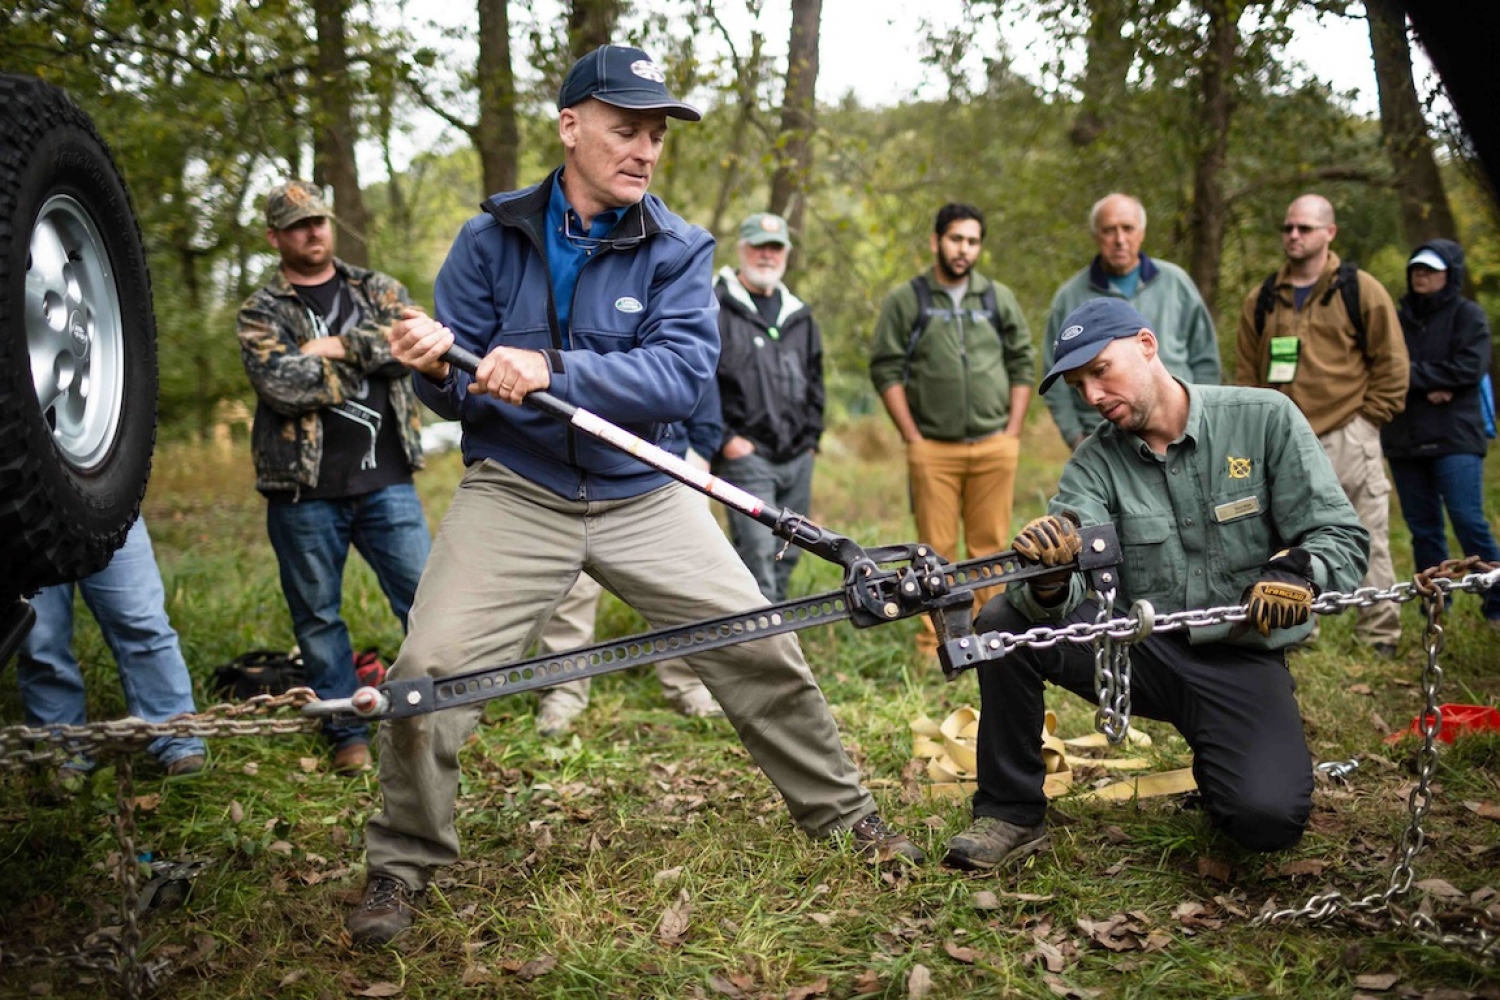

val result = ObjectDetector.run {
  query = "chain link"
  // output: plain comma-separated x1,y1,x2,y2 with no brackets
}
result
0,688,321,773
1252,561,1499,962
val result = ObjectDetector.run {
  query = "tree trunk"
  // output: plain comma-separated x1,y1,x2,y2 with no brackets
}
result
1071,0,1134,146
769,0,822,242
311,0,369,267
568,0,624,58
1185,0,1235,314
1367,0,1458,245
476,0,519,195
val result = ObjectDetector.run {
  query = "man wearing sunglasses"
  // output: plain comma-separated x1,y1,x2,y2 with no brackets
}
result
1234,194,1408,659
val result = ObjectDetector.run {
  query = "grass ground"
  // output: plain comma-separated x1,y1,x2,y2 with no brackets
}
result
1,412,1498,999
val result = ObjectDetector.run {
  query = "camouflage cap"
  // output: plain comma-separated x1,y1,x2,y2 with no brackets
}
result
265,180,334,230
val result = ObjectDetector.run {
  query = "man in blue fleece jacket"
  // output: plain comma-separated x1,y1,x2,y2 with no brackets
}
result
347,44,920,948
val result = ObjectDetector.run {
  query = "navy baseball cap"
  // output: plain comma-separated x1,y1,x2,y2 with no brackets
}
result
1040,298,1152,393
557,45,702,121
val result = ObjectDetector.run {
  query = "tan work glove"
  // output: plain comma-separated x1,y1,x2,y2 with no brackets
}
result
1242,547,1318,636
1013,512,1082,603
1013,512,1082,567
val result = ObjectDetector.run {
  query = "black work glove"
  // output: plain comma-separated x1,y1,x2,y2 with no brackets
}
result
1242,547,1319,637
1013,512,1081,603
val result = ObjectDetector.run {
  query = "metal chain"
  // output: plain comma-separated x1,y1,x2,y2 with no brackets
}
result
1092,588,1135,744
1253,562,1499,962
0,688,321,773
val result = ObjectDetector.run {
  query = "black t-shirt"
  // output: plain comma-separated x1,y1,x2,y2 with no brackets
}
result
291,276,410,500
751,288,783,335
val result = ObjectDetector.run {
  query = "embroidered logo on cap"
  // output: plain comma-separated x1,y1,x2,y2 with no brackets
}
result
614,296,644,313
1060,324,1084,342
630,60,666,83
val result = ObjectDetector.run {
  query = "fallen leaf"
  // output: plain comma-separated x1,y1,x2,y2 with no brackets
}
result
971,891,1002,910
784,976,829,1000
944,941,979,964
354,984,402,998
657,889,692,945
1278,859,1328,878
1024,940,1068,973
1348,683,1373,696
1463,800,1500,821
277,970,304,987
1196,856,1232,882
1353,972,1399,990
907,964,932,999
514,955,555,982
298,756,319,773
268,840,293,855
852,969,881,996
1413,879,1466,899
653,866,684,883
229,801,245,823
1104,825,1131,844
132,793,161,812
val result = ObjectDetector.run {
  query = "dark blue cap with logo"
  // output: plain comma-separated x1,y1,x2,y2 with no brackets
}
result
557,44,702,122
1040,298,1152,393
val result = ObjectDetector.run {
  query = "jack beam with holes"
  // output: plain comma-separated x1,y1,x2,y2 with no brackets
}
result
304,344,1123,723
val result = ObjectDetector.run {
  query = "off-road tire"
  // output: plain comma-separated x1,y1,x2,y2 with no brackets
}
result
0,75,157,600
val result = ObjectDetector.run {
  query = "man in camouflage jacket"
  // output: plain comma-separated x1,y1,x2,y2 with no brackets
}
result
235,180,431,774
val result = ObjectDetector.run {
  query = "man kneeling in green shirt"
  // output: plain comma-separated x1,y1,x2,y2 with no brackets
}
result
946,297,1370,871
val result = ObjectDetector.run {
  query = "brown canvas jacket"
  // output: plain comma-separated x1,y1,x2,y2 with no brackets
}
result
1234,251,1408,436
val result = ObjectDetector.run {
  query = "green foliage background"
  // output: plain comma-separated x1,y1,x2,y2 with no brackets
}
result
7,0,1495,436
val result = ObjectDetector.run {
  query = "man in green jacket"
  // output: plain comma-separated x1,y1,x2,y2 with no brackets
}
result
870,203,1035,658
1041,193,1220,449
945,297,1368,872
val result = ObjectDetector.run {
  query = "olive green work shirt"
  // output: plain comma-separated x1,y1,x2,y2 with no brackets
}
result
1011,383,1369,650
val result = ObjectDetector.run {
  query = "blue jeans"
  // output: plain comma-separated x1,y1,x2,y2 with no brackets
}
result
1390,453,1500,619
17,518,206,768
711,449,815,603
266,483,431,749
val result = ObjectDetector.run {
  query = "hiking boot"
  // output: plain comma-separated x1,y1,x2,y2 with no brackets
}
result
165,754,207,777
332,742,371,775
848,812,926,864
347,874,423,948
943,817,1050,871
536,693,584,737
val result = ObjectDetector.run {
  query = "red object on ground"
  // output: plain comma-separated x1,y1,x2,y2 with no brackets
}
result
1385,703,1500,743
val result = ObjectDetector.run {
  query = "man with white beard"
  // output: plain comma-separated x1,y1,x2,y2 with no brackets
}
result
710,213,825,602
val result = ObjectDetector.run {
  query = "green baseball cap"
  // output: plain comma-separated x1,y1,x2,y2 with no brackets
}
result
739,212,791,247
265,180,334,230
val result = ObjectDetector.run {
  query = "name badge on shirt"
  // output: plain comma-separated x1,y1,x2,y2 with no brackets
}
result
1213,496,1261,523
1267,336,1300,384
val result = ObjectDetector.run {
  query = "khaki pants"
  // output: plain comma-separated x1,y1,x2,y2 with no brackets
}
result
1319,416,1401,645
907,433,1021,654
366,461,873,888
532,573,710,712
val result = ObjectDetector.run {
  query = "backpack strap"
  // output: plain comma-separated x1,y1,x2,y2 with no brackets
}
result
902,276,936,382
902,278,1007,383
981,284,1002,337
1330,261,1365,353
1252,273,1279,339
